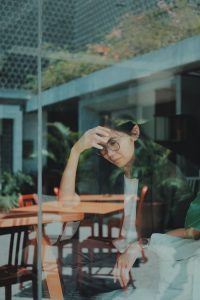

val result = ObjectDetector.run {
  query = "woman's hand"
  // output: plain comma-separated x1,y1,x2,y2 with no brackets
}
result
73,126,111,154
112,242,141,288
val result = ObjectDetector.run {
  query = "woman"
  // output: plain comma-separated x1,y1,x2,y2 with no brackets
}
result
59,120,200,297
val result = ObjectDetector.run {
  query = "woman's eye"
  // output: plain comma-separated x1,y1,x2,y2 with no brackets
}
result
109,140,117,146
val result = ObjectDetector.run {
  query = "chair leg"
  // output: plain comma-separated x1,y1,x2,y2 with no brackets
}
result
5,285,12,300
77,242,83,288
32,278,38,300
59,245,62,262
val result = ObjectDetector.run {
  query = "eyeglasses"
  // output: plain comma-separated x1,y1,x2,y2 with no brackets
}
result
98,139,120,157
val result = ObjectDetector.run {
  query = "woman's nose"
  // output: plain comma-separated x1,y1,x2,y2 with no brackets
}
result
107,148,117,158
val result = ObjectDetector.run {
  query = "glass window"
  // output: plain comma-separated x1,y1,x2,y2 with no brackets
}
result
1,1,200,299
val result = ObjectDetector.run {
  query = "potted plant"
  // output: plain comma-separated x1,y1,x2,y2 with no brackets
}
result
0,171,34,212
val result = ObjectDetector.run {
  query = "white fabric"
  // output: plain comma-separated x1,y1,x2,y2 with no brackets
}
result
149,233,200,300
97,234,200,300
113,176,138,253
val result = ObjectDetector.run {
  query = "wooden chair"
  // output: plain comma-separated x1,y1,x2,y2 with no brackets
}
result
0,226,37,300
77,186,149,288
18,193,73,273
18,194,38,207
80,194,124,239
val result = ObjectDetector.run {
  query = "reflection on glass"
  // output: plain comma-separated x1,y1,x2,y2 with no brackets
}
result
0,0,200,299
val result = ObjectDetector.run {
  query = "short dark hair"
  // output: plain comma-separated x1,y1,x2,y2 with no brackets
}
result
104,118,146,135
111,119,137,134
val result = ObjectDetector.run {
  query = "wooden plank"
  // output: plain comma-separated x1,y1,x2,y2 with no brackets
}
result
12,201,124,215
0,211,84,228
80,194,124,201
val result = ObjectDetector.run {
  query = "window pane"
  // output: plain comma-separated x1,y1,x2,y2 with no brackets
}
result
1,1,200,299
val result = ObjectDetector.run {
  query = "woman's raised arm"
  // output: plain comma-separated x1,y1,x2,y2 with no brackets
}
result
58,126,110,204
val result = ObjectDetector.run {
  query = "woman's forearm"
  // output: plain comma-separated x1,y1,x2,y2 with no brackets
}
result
58,126,110,202
166,228,200,239
58,145,81,201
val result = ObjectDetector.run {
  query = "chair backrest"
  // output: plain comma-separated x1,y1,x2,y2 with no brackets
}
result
18,194,38,207
136,185,149,240
136,185,149,263
7,226,30,267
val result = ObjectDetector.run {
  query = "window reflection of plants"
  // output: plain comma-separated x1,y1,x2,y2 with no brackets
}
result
89,0,200,61
110,137,193,230
25,1,200,92
25,50,107,92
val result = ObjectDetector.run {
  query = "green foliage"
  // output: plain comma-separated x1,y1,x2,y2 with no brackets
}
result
24,1,200,92
0,195,18,212
0,171,34,211
110,137,192,203
88,1,200,61
110,136,193,229
25,52,106,92
46,122,79,172
77,149,99,194
1,171,34,196
185,192,200,230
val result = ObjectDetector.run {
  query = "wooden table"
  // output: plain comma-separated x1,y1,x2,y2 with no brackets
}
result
13,200,124,238
12,201,123,214
9,199,124,296
0,210,84,300
79,194,124,202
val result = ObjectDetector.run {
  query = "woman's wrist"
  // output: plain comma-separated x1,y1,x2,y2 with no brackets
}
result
185,228,200,239
127,240,149,263
127,241,141,256
72,143,82,156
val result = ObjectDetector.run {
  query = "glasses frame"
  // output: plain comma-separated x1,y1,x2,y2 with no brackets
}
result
97,139,120,158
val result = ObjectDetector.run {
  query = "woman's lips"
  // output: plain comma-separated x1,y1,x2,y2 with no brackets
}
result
112,158,121,164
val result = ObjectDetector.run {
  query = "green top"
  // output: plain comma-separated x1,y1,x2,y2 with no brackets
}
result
185,192,200,231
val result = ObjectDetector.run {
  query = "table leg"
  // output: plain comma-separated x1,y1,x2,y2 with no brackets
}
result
34,226,64,300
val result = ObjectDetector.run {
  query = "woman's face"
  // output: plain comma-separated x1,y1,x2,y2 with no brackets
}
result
100,129,135,168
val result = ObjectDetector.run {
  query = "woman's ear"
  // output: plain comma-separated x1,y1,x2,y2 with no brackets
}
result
130,124,140,141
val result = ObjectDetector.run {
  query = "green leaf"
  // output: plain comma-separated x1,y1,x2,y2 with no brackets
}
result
185,193,200,230
48,122,70,137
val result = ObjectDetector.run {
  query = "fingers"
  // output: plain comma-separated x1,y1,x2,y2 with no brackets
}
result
88,126,110,149
77,126,111,152
112,264,119,283
89,126,110,137
94,126,111,136
112,262,130,289
120,267,129,288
